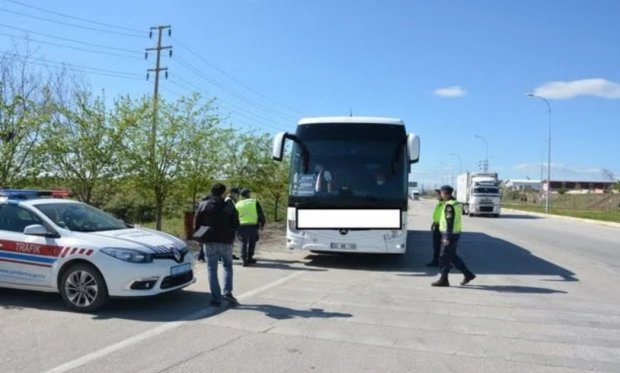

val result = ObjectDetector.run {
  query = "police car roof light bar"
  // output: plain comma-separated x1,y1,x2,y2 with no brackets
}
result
0,189,54,200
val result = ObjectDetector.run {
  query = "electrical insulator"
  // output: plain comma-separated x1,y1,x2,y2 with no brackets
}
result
168,29,171,36
169,50,173,57
144,52,148,60
146,72,150,81
149,30,153,39
165,71,169,79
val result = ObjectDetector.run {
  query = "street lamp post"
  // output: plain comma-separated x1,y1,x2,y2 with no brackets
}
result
474,135,489,172
528,93,552,214
450,153,463,174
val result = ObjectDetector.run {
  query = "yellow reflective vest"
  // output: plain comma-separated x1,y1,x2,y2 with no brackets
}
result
432,201,444,224
236,198,258,225
439,200,462,234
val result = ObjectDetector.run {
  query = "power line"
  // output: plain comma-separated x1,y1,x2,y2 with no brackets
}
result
0,23,140,54
173,76,289,130
0,31,142,60
0,7,144,38
4,0,144,35
174,57,296,123
10,53,143,79
173,37,305,116
168,79,288,133
19,58,144,81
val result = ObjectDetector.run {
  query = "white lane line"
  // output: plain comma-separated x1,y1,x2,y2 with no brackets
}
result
45,270,306,373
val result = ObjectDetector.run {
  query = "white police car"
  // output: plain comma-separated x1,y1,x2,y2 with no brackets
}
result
0,190,195,312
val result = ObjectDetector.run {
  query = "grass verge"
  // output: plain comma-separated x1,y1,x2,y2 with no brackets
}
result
503,203,620,223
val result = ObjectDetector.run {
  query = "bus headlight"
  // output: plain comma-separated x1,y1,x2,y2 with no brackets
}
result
387,230,404,239
288,220,299,234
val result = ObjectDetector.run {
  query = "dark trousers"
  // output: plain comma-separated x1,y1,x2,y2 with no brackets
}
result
238,225,259,261
438,234,473,277
432,225,441,262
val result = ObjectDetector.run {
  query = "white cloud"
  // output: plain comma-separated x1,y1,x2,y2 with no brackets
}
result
532,78,620,100
433,86,466,98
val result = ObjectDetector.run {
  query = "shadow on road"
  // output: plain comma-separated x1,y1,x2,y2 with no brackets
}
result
304,230,578,282
0,287,219,321
235,304,352,320
247,259,327,272
461,285,568,294
457,231,578,281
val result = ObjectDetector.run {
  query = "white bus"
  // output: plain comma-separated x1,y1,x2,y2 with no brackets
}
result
271,116,420,254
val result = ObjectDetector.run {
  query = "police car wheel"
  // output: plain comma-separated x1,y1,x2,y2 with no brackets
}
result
60,263,109,312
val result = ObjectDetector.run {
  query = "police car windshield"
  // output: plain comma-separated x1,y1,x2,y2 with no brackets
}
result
34,203,128,232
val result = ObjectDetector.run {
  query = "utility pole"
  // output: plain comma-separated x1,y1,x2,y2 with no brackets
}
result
146,25,172,167
146,25,172,231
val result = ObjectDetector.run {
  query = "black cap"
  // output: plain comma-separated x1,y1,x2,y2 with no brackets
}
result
210,183,227,197
240,188,251,197
440,185,454,193
230,187,240,194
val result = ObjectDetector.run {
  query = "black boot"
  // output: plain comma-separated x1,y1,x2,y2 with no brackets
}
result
461,273,476,286
431,274,450,287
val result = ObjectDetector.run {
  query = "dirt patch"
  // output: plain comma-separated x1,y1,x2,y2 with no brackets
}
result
184,223,287,254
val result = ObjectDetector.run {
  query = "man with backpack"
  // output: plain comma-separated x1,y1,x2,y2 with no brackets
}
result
193,183,240,306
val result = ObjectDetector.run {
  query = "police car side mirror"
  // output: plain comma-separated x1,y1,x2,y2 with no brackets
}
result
407,133,420,164
24,224,53,237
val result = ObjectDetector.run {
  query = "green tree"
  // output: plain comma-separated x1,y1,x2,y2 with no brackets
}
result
42,91,132,204
125,94,220,230
0,52,55,187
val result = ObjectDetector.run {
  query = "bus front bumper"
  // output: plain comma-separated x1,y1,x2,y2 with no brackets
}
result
286,231,407,254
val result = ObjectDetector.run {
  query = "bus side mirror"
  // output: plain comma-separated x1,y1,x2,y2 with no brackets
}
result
272,132,310,173
407,133,420,164
272,132,288,161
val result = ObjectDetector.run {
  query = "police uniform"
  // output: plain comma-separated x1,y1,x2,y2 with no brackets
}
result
235,189,266,266
432,186,476,287
428,196,444,266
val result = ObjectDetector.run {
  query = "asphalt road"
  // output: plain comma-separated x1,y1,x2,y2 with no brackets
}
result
2,200,620,373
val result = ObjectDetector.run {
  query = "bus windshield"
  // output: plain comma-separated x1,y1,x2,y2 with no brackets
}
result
288,123,407,208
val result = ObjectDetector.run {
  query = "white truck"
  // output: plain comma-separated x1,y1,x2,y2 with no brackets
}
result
456,172,501,217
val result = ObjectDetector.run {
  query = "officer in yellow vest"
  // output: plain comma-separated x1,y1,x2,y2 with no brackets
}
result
432,185,476,287
235,188,266,266
427,189,444,267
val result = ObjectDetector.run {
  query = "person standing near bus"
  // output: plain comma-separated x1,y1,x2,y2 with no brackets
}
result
225,187,241,261
236,188,266,266
432,185,476,287
427,189,444,267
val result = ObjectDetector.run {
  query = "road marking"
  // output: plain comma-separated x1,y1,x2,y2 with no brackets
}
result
44,270,306,373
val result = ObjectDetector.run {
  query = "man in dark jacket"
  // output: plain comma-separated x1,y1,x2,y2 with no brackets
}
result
194,183,240,306
225,187,241,260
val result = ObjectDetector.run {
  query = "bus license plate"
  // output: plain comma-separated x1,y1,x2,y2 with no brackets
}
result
170,263,191,276
330,243,357,250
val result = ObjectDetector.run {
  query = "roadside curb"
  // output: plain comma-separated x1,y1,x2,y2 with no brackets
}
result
502,208,620,229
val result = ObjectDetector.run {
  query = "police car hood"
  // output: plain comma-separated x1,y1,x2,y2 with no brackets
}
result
77,228,186,253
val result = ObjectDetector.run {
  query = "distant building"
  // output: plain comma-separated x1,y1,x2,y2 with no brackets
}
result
542,180,615,194
504,179,542,192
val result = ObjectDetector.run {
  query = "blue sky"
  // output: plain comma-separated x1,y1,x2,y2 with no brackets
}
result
1,0,619,186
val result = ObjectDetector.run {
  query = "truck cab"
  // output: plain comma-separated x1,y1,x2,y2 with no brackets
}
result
456,173,501,217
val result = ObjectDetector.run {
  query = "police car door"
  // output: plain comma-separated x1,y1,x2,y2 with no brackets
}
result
0,203,58,288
